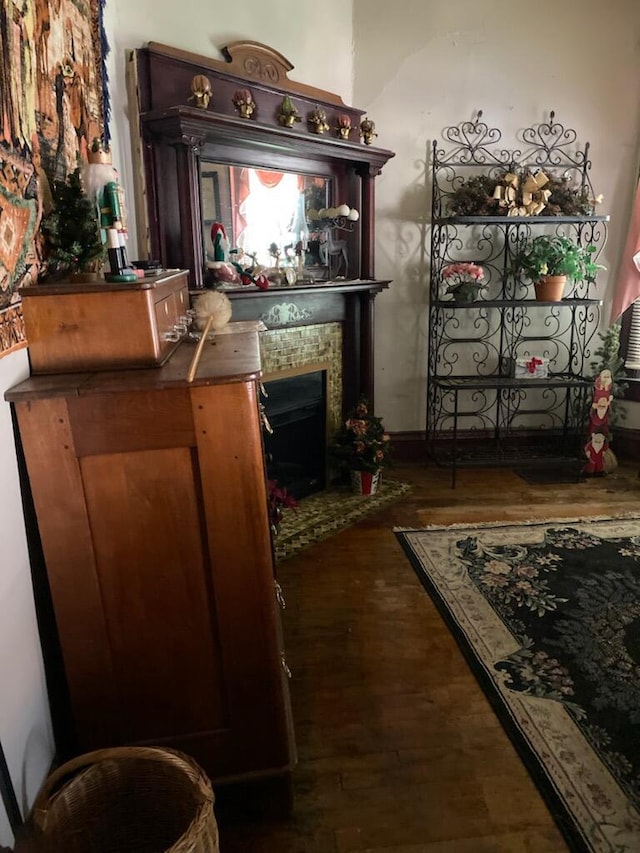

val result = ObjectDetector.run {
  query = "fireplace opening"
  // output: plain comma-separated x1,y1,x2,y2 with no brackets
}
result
263,370,327,500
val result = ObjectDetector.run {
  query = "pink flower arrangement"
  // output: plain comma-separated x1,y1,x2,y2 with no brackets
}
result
442,262,484,285
441,262,486,300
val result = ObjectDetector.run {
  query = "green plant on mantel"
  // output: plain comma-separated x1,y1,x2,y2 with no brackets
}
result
518,234,602,282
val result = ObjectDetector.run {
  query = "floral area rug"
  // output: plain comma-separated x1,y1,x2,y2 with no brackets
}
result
274,478,410,562
395,517,640,852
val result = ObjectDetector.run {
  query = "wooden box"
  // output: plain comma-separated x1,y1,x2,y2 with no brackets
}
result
20,270,190,374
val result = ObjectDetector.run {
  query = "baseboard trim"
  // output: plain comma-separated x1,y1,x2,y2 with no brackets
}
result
389,427,640,466
611,426,640,462
388,431,426,464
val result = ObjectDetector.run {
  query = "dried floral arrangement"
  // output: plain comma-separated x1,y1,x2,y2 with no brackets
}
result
447,169,595,218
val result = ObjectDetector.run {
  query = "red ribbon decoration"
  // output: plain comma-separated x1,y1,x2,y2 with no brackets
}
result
526,357,544,374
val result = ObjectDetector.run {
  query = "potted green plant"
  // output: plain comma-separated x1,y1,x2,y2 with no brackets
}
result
518,234,602,301
331,396,392,495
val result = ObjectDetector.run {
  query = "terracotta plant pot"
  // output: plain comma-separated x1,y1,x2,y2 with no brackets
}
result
534,275,567,302
350,469,381,496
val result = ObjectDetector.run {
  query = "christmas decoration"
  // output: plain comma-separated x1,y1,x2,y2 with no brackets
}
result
83,138,137,282
41,168,105,279
331,396,392,475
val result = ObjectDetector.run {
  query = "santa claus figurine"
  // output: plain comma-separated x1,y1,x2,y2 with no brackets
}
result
211,222,230,262
583,431,608,476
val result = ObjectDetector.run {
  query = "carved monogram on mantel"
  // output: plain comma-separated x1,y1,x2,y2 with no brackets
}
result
242,57,280,84
222,41,294,87
260,303,312,327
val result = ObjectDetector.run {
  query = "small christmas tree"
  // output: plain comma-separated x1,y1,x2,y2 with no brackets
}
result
42,167,105,278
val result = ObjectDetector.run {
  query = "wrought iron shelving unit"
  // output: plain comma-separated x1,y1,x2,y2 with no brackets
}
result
427,112,609,485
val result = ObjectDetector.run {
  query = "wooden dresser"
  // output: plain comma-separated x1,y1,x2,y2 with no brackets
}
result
5,327,295,804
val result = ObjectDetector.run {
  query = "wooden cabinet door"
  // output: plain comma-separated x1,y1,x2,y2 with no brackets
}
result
14,379,293,782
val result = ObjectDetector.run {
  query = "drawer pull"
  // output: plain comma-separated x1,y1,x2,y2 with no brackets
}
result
161,329,182,342
260,408,273,434
275,581,286,609
281,654,292,679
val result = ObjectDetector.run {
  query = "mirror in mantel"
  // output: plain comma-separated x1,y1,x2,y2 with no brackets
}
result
200,162,352,285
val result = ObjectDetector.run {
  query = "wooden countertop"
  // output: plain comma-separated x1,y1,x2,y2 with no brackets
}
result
5,324,263,402
19,269,188,296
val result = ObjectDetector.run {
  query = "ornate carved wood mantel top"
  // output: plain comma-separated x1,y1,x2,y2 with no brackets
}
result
134,41,395,409
135,40,394,284
151,39,351,108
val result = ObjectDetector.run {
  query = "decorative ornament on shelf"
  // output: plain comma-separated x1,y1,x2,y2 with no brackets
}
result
335,114,352,140
83,138,137,283
449,169,598,218
360,117,377,145
492,170,552,216
308,105,330,134
210,221,230,262
278,95,301,128
441,262,486,304
307,203,359,229
188,74,213,109
207,246,271,291
232,88,256,119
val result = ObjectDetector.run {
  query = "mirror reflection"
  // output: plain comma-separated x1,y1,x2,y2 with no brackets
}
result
200,162,335,285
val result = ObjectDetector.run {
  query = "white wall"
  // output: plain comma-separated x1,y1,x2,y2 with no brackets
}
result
0,351,54,848
354,0,640,431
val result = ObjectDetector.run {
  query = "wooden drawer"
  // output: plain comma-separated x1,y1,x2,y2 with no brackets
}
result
21,270,190,373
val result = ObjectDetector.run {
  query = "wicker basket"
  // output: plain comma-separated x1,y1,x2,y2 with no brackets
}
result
27,746,219,853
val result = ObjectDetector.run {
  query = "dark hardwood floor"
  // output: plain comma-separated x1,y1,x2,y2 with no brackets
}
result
217,460,640,852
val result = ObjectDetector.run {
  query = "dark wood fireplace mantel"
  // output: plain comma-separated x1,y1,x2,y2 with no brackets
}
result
134,41,395,409
219,278,390,408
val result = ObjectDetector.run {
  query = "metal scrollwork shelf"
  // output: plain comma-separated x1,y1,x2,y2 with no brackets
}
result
427,112,609,486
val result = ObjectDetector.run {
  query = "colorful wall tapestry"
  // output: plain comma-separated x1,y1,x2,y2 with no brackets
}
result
0,0,106,358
